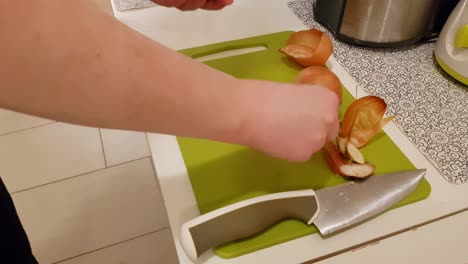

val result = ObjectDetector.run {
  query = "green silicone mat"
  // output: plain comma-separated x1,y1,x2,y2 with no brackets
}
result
175,31,431,259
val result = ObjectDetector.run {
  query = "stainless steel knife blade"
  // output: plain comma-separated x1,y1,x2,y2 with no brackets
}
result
179,169,427,261
313,169,426,235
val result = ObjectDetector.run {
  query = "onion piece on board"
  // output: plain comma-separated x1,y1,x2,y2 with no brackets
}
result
280,29,333,67
340,96,394,148
324,142,375,178
296,66,343,105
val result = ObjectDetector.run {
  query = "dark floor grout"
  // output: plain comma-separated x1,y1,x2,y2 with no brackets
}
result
51,227,171,264
0,121,57,137
98,129,108,167
10,156,151,195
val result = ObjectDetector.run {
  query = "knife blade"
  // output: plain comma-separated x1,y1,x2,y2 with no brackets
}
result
180,169,426,261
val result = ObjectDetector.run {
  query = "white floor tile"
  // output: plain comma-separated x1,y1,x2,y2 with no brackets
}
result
12,158,169,264
57,229,178,264
0,108,54,135
0,123,106,192
100,129,151,167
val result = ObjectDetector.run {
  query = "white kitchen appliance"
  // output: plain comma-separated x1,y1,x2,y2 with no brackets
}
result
435,0,468,85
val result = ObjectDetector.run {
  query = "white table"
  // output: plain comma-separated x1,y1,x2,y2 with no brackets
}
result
109,1,468,263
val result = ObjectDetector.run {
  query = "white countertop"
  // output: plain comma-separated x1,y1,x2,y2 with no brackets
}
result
110,1,468,263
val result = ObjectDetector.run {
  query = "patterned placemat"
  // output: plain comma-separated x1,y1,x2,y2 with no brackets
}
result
112,0,156,11
288,0,468,184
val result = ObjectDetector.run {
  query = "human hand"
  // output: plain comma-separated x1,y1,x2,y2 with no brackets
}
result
151,0,233,11
237,80,340,162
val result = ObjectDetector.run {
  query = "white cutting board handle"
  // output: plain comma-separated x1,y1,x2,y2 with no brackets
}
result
180,190,320,261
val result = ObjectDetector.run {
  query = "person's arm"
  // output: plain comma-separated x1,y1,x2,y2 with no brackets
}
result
1,0,246,141
0,0,339,162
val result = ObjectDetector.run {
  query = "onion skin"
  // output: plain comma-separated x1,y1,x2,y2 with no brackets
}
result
324,96,394,178
296,66,343,105
324,142,345,175
280,44,317,66
280,29,333,67
340,96,388,142
348,115,395,148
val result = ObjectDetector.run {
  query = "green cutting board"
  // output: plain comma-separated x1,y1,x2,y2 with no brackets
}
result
176,31,431,259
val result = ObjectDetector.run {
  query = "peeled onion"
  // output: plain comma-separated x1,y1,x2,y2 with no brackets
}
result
280,29,333,67
346,142,365,164
324,142,375,178
296,66,343,105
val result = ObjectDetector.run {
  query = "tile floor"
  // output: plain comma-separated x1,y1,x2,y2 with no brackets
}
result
0,108,178,263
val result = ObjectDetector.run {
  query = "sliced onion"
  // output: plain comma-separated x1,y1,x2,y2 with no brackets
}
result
339,163,375,178
340,96,394,148
280,29,333,67
346,143,365,164
296,66,343,105
324,142,375,178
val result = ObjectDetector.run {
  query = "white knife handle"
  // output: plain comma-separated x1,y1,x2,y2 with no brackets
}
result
180,190,320,261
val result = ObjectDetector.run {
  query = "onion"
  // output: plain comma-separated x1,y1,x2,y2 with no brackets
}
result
346,142,365,164
296,66,343,105
348,116,395,148
324,142,375,178
340,96,395,148
280,29,333,67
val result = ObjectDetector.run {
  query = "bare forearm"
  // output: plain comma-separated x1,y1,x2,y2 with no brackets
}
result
0,0,247,142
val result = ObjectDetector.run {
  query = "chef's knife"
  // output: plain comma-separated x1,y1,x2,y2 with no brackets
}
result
180,169,426,261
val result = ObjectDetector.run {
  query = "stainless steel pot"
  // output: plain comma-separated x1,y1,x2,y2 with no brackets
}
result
314,0,460,47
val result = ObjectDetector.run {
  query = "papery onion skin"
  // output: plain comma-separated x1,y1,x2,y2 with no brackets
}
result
339,96,387,140
281,29,333,66
296,66,343,105
281,44,317,66
349,115,395,148
286,29,324,47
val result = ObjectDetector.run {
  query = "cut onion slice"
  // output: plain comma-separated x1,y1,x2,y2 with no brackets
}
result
346,143,365,164
340,163,375,178
324,142,375,178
